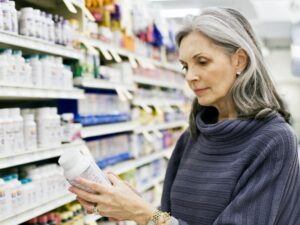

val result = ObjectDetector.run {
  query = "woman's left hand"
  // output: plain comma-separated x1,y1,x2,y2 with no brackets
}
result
68,172,156,225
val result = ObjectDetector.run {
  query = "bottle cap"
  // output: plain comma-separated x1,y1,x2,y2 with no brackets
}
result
58,148,83,170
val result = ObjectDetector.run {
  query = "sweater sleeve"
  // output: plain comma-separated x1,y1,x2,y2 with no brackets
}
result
211,131,300,225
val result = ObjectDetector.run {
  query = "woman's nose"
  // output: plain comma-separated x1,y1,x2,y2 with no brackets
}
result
185,68,199,82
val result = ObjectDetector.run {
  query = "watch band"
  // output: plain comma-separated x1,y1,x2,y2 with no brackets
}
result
146,210,171,225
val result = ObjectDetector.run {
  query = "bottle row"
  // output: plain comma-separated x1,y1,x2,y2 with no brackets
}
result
0,107,81,155
0,163,68,220
78,93,131,119
0,50,74,90
0,0,78,46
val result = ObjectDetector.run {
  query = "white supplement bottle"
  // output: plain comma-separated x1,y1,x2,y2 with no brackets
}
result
58,149,111,193
23,114,37,150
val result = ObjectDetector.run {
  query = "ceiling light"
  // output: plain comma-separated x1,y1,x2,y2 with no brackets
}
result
160,8,201,18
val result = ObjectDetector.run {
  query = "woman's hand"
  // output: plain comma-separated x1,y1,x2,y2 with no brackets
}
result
68,172,156,225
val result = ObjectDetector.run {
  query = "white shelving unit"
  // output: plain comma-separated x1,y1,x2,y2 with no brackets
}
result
74,77,135,91
133,98,185,107
0,193,76,225
0,141,86,169
133,76,183,90
80,37,183,74
135,121,187,134
0,86,84,99
105,146,174,175
81,121,137,138
0,31,84,60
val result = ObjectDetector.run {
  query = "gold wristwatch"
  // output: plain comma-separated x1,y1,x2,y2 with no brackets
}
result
146,210,171,225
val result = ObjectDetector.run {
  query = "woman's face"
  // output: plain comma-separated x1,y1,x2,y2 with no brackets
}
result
179,31,239,108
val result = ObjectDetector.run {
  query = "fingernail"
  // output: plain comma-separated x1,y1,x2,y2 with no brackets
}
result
74,177,81,182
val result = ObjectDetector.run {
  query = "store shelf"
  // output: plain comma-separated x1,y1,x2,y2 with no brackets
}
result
81,121,137,138
132,98,185,107
105,146,174,175
0,31,83,60
80,37,183,73
135,121,187,133
74,77,135,91
0,86,84,100
137,174,165,193
133,76,183,90
0,141,86,169
0,193,76,225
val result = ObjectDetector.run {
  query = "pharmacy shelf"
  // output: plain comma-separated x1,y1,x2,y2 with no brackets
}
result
81,121,137,138
0,31,84,60
0,141,86,169
133,76,183,90
81,37,183,73
0,86,84,100
135,121,187,134
0,193,76,225
137,174,165,193
132,98,185,107
74,77,135,91
105,146,174,175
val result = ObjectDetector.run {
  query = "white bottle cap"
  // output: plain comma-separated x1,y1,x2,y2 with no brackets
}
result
58,149,89,180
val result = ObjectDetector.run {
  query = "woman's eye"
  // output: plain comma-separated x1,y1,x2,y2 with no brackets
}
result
182,65,188,72
198,60,207,65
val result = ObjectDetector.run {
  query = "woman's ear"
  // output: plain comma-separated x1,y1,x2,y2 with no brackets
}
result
232,48,248,73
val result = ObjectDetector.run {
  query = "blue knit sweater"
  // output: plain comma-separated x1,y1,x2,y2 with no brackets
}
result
161,111,300,225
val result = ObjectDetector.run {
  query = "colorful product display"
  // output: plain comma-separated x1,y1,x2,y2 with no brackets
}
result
23,202,84,225
87,134,132,168
132,129,182,157
77,93,131,125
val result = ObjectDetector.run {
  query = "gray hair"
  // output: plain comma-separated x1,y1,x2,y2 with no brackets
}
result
176,7,290,138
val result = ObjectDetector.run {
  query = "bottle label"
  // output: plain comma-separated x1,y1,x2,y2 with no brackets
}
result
68,163,111,193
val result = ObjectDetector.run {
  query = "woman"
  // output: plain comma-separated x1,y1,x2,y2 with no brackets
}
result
69,8,300,225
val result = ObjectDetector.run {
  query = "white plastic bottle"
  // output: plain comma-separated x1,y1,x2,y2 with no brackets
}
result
0,178,7,218
49,107,62,147
23,114,37,150
0,109,13,154
28,55,42,88
58,149,111,193
9,108,24,152
0,2,4,31
0,52,8,85
2,0,12,32
0,109,6,154
36,107,52,148
9,1,17,33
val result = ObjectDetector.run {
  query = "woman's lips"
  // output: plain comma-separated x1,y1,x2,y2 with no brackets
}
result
194,88,209,95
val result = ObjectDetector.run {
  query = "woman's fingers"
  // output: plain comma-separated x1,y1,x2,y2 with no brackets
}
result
75,177,110,194
107,172,122,186
69,186,100,203
77,197,94,214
